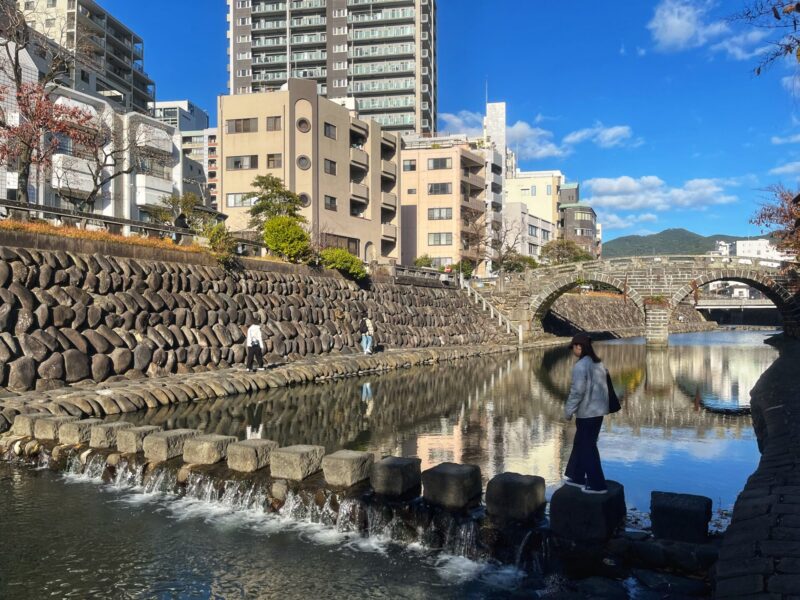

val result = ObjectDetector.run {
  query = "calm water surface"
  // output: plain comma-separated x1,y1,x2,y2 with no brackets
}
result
0,331,781,598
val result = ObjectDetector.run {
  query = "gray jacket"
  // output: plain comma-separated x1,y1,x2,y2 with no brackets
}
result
564,356,610,419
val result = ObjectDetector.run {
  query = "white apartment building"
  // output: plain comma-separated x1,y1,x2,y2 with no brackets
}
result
503,201,553,259
181,129,220,209
735,239,794,262
20,0,156,114
227,0,437,136
150,100,210,132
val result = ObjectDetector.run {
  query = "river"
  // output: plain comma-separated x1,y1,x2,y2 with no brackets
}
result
0,330,779,599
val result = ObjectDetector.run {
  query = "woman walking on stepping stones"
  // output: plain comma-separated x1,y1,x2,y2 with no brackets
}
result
563,333,610,494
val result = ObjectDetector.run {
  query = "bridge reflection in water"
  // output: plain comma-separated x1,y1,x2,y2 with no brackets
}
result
114,331,776,510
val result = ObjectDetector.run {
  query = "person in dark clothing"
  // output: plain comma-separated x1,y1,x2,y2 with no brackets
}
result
245,323,265,372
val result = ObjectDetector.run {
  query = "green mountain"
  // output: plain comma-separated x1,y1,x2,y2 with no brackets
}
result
602,228,766,258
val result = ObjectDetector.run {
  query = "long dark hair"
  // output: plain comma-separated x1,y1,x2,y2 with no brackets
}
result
572,334,601,363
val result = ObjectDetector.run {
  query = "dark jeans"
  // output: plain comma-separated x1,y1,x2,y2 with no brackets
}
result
565,416,607,489
246,344,263,371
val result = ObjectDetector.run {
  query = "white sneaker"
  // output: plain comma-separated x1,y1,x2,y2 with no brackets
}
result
562,477,584,488
582,486,608,494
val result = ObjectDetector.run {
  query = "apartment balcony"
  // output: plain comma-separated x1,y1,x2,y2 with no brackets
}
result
290,33,327,46
349,26,415,43
350,77,414,95
461,171,484,190
253,54,288,65
137,124,174,154
76,8,105,33
350,147,368,170
349,0,408,5
488,191,502,210
253,36,289,48
132,42,143,58
51,154,95,198
461,196,485,214
290,16,326,29
292,51,326,63
348,8,415,25
290,0,326,11
381,223,397,240
253,70,289,82
350,182,369,203
349,43,415,61
106,68,132,86
350,117,369,138
381,192,397,211
349,60,415,78
381,131,397,151
86,34,105,51
381,160,397,180
135,173,173,206
252,20,287,32
252,2,286,15
489,171,502,187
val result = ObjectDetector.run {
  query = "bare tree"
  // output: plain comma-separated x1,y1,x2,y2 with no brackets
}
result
732,2,800,74
460,207,524,275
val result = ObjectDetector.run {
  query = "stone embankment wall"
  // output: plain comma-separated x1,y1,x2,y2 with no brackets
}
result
0,239,516,395
546,294,715,338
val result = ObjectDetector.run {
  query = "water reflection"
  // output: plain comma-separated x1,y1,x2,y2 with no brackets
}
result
117,331,778,509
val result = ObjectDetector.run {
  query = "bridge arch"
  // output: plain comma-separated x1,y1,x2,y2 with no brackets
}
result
529,271,646,326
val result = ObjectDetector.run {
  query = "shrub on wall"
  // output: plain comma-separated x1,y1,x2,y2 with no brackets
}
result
319,247,367,280
263,216,311,263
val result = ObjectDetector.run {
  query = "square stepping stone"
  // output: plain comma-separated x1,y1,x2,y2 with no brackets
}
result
34,416,78,441
270,445,325,481
90,422,134,449
651,491,712,544
486,472,546,522
116,426,163,454
322,450,374,488
550,480,626,543
182,434,237,465
58,419,104,445
11,413,50,437
142,429,199,462
370,456,421,498
422,462,482,511
227,439,278,472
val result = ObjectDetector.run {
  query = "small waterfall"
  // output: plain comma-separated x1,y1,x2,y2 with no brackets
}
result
444,520,479,560
335,498,365,533
84,454,107,480
515,530,533,570
280,491,308,520
111,461,144,489
185,473,219,503
142,466,177,495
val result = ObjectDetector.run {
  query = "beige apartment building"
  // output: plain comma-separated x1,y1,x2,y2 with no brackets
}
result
219,78,400,262
227,0,437,136
504,170,564,226
20,0,156,113
399,136,489,270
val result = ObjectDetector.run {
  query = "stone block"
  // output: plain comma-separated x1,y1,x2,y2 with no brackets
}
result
182,434,237,465
269,445,325,481
322,450,374,488
485,472,546,522
227,439,278,472
550,480,626,543
116,426,163,454
370,456,421,498
89,421,134,449
58,418,104,445
422,462,482,511
33,416,78,441
11,413,50,437
143,429,199,462
651,491,712,544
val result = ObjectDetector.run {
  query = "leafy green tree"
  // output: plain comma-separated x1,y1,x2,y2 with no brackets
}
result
320,247,367,280
246,174,305,230
149,192,211,233
452,259,474,279
413,254,434,268
503,252,539,272
263,215,311,263
202,222,236,264
541,239,594,265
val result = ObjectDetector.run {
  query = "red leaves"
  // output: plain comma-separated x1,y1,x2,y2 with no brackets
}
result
750,184,800,254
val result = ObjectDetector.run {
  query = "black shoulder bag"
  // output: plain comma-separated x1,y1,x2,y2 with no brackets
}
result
607,370,622,413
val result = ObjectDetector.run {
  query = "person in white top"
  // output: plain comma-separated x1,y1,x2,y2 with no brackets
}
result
245,323,265,372
360,317,375,354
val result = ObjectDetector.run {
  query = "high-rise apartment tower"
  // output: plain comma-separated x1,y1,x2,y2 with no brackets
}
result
227,0,436,136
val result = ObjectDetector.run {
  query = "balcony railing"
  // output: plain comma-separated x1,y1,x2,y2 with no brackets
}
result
348,8,415,24
252,2,286,14
349,42,414,60
381,192,397,211
381,160,397,179
381,223,397,240
350,147,368,168
351,182,369,202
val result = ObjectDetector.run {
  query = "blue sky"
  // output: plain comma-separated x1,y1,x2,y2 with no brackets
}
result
102,0,800,241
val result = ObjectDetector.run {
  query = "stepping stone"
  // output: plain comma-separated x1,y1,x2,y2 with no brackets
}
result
422,462,482,511
370,456,421,498
182,434,237,465
11,413,50,437
90,421,134,449
116,426,163,454
550,480,626,543
322,450,374,488
651,491,712,544
143,429,199,462
227,439,278,472
34,416,78,441
58,418,104,445
485,472,546,522
270,445,325,481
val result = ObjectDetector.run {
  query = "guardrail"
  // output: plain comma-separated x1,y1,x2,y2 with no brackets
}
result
459,276,523,346
695,298,776,308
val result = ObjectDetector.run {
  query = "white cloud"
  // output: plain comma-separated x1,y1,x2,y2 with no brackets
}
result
438,110,483,137
782,75,800,98
710,30,769,61
619,44,626,56
600,212,659,230
771,133,800,145
769,161,800,176
637,46,647,57
647,0,728,52
507,121,569,159
585,175,738,211
563,123,640,148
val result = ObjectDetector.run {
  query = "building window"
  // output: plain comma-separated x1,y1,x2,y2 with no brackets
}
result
428,182,452,195
45,18,55,27
407,188,416,194
226,155,258,170
236,0,251,7
237,35,251,42
334,61,347,70
324,159,336,175
225,118,257,134
267,153,282,168
236,69,251,77
547,184,552,195
575,211,594,221
431,257,453,267
324,122,337,139
299,193,311,207
528,243,537,256
226,193,255,208
541,230,550,242
528,225,538,237
428,207,452,220
297,155,311,170
322,233,359,257
403,159,416,172
333,43,347,53
266,116,282,131
47,0,57,6
324,195,337,211
236,17,251,25
332,8,347,17
80,70,90,83
428,232,453,246
530,186,536,196
296,118,311,133
427,157,451,170
333,79,347,87
333,26,347,35
237,51,252,59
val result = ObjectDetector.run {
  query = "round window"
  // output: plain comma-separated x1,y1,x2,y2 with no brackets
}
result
297,118,311,133
299,193,311,208
297,155,311,170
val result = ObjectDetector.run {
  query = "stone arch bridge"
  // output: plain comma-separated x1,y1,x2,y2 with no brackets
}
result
486,255,800,346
